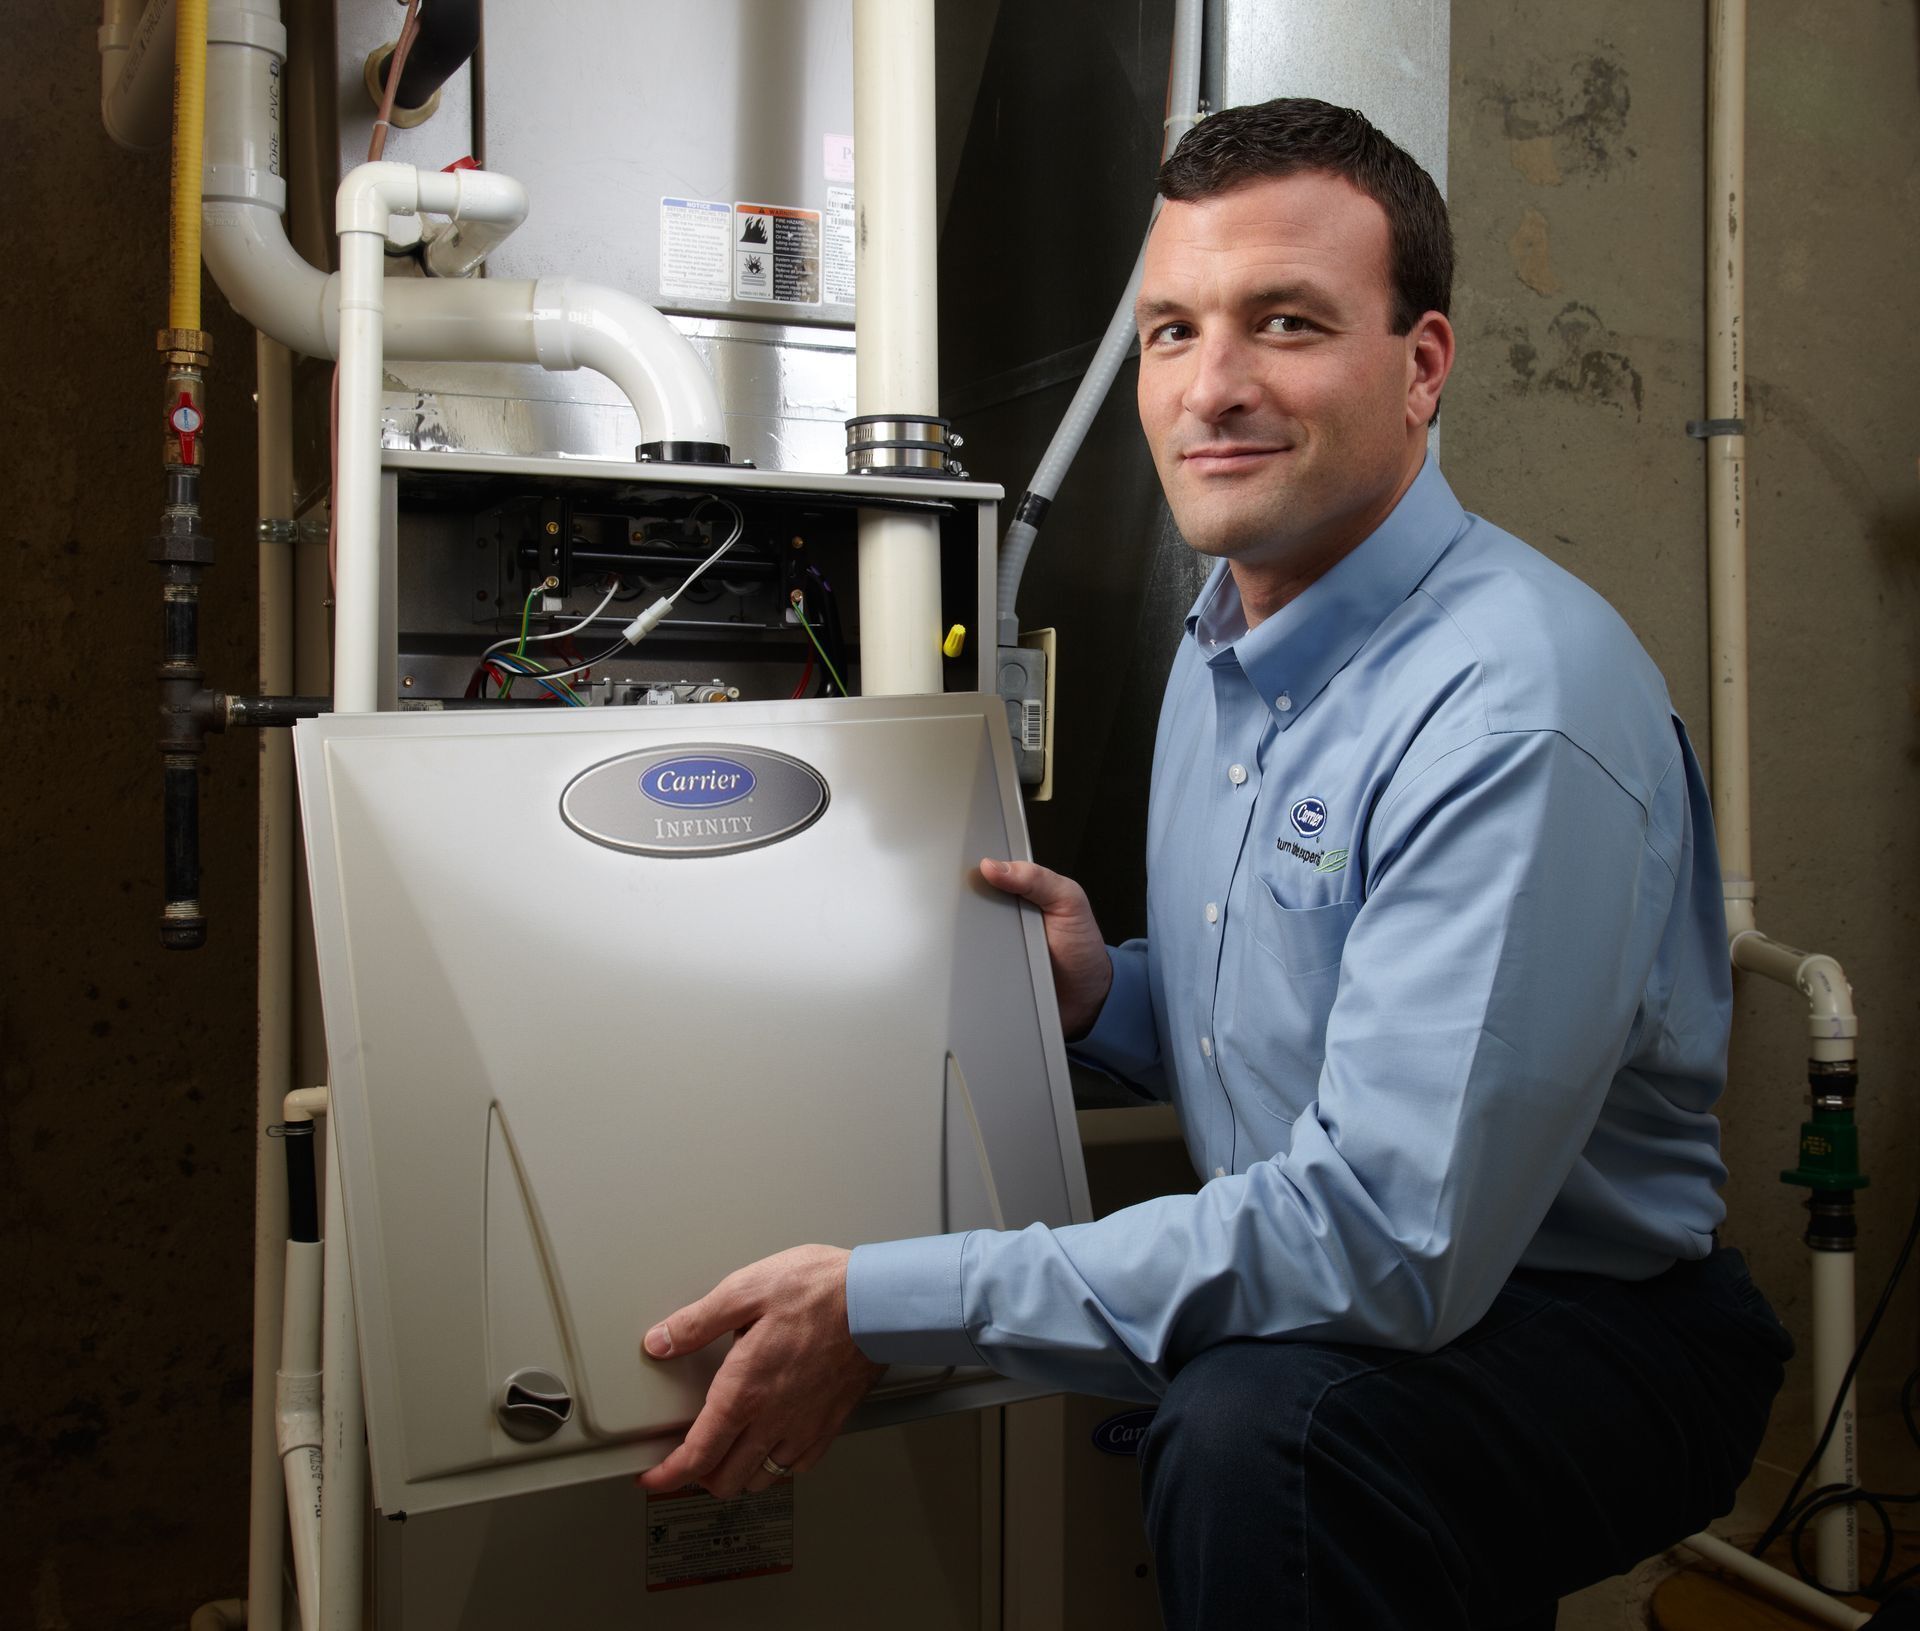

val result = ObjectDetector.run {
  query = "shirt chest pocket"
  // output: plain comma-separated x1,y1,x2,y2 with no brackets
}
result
1247,885,1361,974
1221,885,1362,1127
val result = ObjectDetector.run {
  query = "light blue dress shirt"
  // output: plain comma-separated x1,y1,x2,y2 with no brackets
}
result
847,458,1731,1402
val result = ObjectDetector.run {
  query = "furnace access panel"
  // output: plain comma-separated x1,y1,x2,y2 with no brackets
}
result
296,694,1090,1515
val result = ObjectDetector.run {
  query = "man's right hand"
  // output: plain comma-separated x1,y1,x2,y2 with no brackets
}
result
980,859,1115,1040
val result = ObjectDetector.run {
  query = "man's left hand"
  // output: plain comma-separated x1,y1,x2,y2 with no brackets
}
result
636,1245,885,1499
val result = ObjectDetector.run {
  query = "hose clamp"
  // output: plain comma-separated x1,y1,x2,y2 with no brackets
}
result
845,414,966,478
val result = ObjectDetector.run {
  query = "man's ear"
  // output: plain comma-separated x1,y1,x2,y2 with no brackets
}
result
1406,311,1454,430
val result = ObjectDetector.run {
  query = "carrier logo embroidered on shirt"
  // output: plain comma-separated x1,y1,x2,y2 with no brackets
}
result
1290,797,1329,838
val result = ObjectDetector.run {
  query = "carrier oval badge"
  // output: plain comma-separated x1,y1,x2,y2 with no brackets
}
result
561,743,827,858
1091,1408,1156,1457
641,755,755,808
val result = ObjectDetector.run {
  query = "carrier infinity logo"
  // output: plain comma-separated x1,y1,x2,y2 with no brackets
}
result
640,756,756,808
563,743,828,858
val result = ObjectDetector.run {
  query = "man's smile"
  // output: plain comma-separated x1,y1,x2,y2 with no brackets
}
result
1179,442,1294,475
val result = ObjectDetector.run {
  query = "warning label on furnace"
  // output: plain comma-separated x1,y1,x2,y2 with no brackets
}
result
734,203,821,305
644,1481,795,1591
824,185,855,307
659,197,732,302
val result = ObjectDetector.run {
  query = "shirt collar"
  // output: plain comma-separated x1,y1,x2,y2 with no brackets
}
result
1183,456,1469,729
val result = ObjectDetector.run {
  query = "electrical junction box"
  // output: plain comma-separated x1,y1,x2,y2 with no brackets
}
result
296,693,1092,1519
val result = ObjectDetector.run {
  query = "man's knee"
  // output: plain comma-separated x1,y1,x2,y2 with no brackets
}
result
1140,1339,1362,1525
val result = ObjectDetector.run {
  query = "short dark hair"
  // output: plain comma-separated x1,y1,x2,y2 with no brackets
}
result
1157,98,1453,336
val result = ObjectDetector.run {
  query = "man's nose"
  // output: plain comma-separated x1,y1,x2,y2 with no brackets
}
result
1180,332,1263,422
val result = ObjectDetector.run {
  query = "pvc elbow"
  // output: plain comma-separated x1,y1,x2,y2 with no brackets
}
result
530,277,728,450
336,160,425,237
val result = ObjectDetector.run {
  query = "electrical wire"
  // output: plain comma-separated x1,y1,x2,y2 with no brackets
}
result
478,651,584,706
496,578,549,699
482,575,622,660
524,499,748,683
792,599,848,698
789,644,815,699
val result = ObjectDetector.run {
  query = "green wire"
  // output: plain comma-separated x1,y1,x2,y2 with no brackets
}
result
502,581,547,699
793,600,848,697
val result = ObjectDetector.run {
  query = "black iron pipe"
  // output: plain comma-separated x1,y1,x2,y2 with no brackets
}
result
381,0,481,114
280,1121,320,1244
221,695,332,728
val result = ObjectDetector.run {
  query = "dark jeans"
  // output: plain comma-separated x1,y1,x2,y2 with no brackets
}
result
1139,1248,1791,1630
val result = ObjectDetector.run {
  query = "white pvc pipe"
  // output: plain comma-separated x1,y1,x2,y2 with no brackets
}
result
334,162,531,713
100,0,177,152
852,0,942,696
278,1237,325,1631
1706,0,1753,934
319,1111,366,1631
1812,1247,1861,1591
247,332,295,1631
1704,0,1862,1601
1680,1534,1869,1629
1730,931,1860,1062
201,0,726,445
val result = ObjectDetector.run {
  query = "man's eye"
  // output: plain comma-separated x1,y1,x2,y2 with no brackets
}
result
1263,314,1314,335
1146,322,1193,347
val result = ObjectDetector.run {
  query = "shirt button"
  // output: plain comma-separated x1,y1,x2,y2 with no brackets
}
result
1275,692,1292,712
1213,1166,1226,1179
1227,763,1247,785
1204,902,1218,924
1200,1036,1213,1058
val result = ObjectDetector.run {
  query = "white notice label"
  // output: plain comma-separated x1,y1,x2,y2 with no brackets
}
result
645,1481,795,1591
825,185,856,308
823,132,854,182
734,202,822,305
659,197,732,301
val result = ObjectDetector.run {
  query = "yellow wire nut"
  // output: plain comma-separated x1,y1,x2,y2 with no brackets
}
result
943,624,968,660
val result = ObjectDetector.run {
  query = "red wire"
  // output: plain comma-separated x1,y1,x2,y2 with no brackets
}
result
790,646,816,699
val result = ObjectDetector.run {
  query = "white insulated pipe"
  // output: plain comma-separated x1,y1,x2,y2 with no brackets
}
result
335,162,531,712
201,0,726,446
852,0,942,696
100,0,177,152
1680,1534,1869,1629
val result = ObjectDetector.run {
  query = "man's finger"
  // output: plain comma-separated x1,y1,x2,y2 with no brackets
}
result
979,857,1078,913
644,1270,760,1360
634,1389,750,1492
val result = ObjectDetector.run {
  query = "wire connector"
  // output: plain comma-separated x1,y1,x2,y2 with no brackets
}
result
622,597,674,645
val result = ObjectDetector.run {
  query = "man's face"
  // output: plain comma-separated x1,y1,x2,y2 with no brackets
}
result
1135,170,1441,574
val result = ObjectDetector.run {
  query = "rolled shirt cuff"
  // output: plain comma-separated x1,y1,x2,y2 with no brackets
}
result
845,1232,986,1368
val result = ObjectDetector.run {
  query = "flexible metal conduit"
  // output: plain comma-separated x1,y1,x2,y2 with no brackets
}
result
993,0,1205,641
